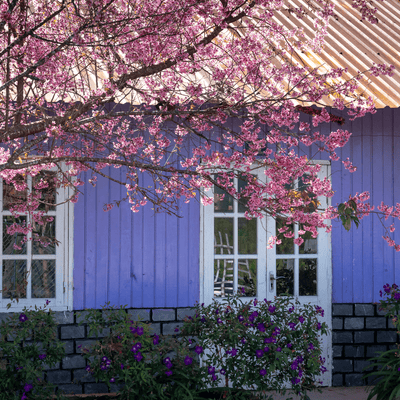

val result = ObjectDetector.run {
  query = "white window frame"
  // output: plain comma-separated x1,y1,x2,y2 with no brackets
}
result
200,161,331,306
0,165,73,312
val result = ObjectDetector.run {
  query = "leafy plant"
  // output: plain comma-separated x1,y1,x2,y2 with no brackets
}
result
180,290,329,400
363,283,400,400
77,303,210,400
0,301,66,400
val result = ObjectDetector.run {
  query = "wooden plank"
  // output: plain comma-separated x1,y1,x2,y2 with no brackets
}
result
107,167,122,306
178,198,190,306
142,172,155,308
360,113,373,303
165,211,178,308
382,109,395,299
131,177,144,308
188,195,200,306
73,171,86,310
95,169,110,307
83,171,97,309
372,113,385,303
119,170,133,307
351,116,363,303
154,211,166,307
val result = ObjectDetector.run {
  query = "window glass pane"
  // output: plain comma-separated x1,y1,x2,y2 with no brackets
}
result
33,171,56,212
299,259,317,296
2,260,27,299
238,174,256,213
214,259,233,297
2,176,27,211
238,218,257,254
276,259,294,296
214,218,234,254
32,218,56,255
214,175,233,213
32,260,56,298
299,225,317,254
276,217,294,254
3,216,27,255
238,259,257,296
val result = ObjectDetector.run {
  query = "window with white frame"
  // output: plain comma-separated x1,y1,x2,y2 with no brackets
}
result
0,167,73,311
200,162,331,304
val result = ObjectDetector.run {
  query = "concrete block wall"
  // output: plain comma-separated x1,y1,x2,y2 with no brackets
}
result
0,307,195,396
332,303,398,387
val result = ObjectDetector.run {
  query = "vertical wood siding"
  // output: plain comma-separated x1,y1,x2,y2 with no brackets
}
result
73,106,400,308
73,166,200,310
330,107,400,303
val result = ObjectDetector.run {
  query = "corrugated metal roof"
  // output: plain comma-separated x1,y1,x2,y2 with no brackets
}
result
276,0,400,108
42,0,400,108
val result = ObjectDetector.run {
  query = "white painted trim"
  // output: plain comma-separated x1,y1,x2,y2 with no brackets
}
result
0,164,74,312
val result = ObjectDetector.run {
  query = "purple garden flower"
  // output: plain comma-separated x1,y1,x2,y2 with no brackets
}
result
120,364,124,370
85,366,91,372
165,370,173,376
134,352,143,362
184,356,193,366
195,345,203,354
211,374,218,381
46,300,51,305
276,347,282,352
201,316,206,323
153,335,160,345
164,357,173,368
287,343,292,348
384,283,391,294
395,292,400,301
308,343,315,351
259,369,267,376
230,348,237,356
240,338,246,344
19,313,28,322
249,311,258,322
137,327,144,336
110,377,115,383
208,366,215,375
238,315,244,322
130,326,137,334
257,322,265,332
21,394,28,400
268,305,276,313
291,362,298,370
38,354,46,360
101,356,108,362
220,369,226,375
298,316,305,323
217,318,222,324
288,322,296,330
215,308,219,315
264,346,269,352
317,322,322,330
291,377,301,385
255,349,263,358
24,384,33,392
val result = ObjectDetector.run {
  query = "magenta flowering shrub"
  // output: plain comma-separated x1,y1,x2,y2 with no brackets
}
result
362,283,400,400
0,302,66,400
77,303,210,400
180,292,328,399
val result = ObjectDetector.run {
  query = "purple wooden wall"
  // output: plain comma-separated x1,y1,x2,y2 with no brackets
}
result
73,166,200,310
72,106,400,309
330,107,400,303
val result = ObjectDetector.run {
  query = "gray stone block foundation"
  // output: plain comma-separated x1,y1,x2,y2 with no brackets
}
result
332,303,398,387
0,306,192,395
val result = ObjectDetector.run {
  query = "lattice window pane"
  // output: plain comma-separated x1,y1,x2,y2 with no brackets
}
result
32,218,56,255
3,216,27,255
31,260,56,298
2,176,27,211
32,171,56,212
238,259,257,297
214,259,233,297
2,260,27,299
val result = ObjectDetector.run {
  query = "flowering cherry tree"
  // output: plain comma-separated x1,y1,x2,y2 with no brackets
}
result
0,0,396,249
